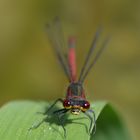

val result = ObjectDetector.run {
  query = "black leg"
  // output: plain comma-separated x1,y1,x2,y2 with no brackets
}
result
53,108,69,138
30,99,64,130
43,98,64,115
84,109,96,135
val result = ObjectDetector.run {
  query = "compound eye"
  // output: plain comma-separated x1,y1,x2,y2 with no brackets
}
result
83,101,90,110
63,99,71,109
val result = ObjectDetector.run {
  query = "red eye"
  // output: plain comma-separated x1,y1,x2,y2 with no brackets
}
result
83,101,90,109
63,99,71,108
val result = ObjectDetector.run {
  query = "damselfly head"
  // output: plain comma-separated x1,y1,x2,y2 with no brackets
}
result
63,98,90,114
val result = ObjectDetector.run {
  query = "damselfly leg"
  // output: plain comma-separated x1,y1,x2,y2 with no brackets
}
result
84,109,96,135
29,99,64,130
37,98,64,115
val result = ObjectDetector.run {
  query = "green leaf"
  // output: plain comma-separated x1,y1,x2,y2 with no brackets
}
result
0,101,131,140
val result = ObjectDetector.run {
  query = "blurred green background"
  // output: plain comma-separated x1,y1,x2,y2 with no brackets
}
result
0,0,139,139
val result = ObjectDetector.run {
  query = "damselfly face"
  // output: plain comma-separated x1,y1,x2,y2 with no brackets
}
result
63,98,90,115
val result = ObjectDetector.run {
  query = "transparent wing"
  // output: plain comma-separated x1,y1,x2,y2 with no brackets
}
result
46,22,71,81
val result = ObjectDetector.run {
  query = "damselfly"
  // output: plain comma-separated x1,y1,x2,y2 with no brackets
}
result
33,17,109,137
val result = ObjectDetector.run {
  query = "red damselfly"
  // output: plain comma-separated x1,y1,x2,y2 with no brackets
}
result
31,17,109,137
